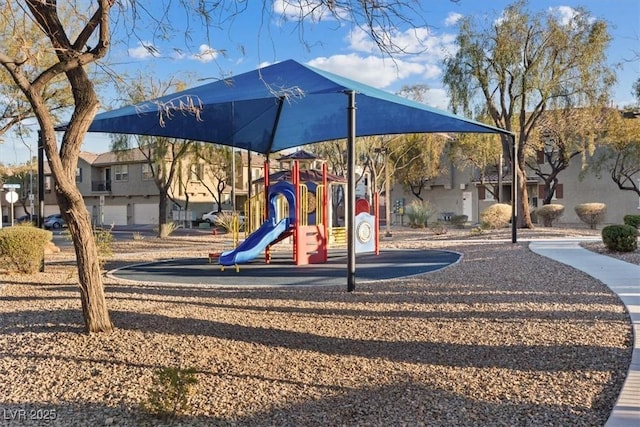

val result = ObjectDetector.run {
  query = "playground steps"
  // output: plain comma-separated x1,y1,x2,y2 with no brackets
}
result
296,225,327,265
329,227,346,246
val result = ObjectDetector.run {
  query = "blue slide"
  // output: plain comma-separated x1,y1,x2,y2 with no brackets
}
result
218,217,289,266
219,181,297,267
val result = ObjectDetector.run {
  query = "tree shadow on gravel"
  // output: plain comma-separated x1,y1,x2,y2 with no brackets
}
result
104,288,627,323
106,310,626,373
0,306,629,374
0,309,86,334
231,381,613,427
0,379,614,427
0,306,629,426
103,279,623,306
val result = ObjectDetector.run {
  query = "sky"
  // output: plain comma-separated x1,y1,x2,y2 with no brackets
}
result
1,0,638,165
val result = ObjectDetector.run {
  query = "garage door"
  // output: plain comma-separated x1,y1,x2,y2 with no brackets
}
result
44,206,60,217
133,203,158,225
101,205,128,226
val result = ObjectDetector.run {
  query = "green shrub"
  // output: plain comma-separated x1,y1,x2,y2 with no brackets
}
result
623,214,640,229
450,214,468,229
535,204,565,227
0,226,52,274
574,203,606,229
145,367,199,418
602,224,638,252
480,203,512,229
405,200,436,228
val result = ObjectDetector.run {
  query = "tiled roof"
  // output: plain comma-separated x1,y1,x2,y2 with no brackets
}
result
92,148,149,165
276,149,323,161
252,169,346,184
471,172,538,184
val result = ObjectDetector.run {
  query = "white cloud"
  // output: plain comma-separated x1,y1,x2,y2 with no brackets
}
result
189,44,218,63
348,27,458,62
128,41,160,59
272,0,341,24
420,87,450,110
347,28,378,53
308,54,434,89
549,6,579,26
445,12,463,27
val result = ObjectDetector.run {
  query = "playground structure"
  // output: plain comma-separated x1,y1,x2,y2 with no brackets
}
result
217,159,379,271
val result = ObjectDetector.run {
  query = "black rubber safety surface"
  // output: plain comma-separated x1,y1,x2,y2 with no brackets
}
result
108,249,461,288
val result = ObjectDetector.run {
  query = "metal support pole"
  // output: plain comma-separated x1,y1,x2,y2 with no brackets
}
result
498,153,503,202
347,90,356,292
511,134,518,244
384,150,392,237
231,147,236,212
247,148,252,222
37,130,45,272
38,131,45,229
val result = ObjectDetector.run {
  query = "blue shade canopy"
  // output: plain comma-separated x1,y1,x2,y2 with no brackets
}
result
84,59,510,154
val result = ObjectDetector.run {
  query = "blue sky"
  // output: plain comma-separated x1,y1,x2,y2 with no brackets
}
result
2,0,638,164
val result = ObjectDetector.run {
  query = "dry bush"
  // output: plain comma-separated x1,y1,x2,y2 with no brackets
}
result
536,204,565,227
480,203,512,229
575,203,606,229
0,225,52,273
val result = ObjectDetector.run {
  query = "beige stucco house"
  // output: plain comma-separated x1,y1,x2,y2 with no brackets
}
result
4,140,636,228
383,147,639,226
35,148,269,226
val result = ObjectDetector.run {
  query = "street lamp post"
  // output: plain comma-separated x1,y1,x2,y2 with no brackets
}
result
231,146,236,212
26,143,34,220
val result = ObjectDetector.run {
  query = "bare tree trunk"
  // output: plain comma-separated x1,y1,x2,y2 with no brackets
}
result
158,189,169,238
517,165,534,228
41,59,113,333
55,178,113,333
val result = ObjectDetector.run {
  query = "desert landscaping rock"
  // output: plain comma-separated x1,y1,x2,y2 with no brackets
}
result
0,225,635,426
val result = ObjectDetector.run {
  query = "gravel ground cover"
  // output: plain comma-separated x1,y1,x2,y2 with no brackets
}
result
0,225,634,426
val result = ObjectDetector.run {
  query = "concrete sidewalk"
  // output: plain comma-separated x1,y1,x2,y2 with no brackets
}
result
530,240,640,427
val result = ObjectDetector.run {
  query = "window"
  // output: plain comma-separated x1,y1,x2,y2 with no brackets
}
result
554,183,563,199
478,185,497,201
189,164,203,181
484,185,495,201
538,183,563,200
114,164,128,181
142,164,154,180
76,167,82,183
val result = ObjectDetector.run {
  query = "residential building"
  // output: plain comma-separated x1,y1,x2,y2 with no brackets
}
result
3,141,637,228
383,147,638,226
35,147,270,226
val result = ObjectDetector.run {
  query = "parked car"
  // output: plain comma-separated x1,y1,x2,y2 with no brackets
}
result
43,214,66,230
202,211,245,226
201,210,219,223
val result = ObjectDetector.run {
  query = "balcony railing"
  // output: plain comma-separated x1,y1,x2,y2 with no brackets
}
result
92,180,111,192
